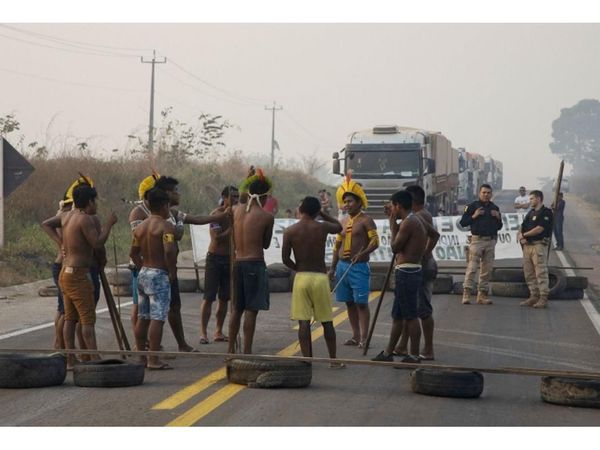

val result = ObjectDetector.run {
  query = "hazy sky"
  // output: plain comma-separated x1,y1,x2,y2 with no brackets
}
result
2,23,600,188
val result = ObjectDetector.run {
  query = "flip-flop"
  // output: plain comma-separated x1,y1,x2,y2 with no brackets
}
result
418,354,435,361
148,363,174,371
214,335,229,342
199,338,210,345
343,338,359,346
329,362,346,369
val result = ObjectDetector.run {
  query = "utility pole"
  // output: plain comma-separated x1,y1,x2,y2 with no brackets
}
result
265,101,283,168
141,50,167,155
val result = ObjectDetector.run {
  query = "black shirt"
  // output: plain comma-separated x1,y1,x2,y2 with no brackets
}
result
459,200,503,237
521,206,553,241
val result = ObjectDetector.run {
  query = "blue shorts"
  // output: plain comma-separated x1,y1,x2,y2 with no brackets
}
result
392,267,422,321
335,260,370,304
137,267,171,322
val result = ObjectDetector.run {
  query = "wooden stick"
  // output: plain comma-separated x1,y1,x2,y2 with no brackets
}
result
5,347,600,380
112,235,121,315
548,160,565,259
99,270,131,351
362,254,396,355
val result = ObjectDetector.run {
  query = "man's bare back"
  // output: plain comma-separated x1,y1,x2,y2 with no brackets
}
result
133,216,177,279
62,210,100,268
283,210,341,273
234,204,274,261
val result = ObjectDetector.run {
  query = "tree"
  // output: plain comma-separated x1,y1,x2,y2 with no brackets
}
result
0,113,20,137
550,99,600,174
129,107,235,163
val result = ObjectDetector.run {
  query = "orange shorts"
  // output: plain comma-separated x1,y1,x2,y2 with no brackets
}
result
59,267,96,325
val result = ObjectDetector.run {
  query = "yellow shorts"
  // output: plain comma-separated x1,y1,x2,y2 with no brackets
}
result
291,272,333,323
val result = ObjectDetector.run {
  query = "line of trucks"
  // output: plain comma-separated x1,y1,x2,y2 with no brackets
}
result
331,125,503,218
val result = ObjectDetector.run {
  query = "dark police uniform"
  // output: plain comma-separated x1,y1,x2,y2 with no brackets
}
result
520,206,553,307
459,200,503,301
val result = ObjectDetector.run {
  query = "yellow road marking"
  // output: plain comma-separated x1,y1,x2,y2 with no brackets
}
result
153,368,226,410
163,291,381,426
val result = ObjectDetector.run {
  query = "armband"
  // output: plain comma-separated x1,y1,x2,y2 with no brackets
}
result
367,229,379,245
163,233,175,244
335,234,343,243
131,236,140,247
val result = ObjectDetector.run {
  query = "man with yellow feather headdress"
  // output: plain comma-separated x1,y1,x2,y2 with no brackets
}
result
328,171,379,348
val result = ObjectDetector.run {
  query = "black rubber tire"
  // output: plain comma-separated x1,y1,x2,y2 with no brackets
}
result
105,268,132,286
268,277,290,293
111,284,133,297
226,358,311,388
540,376,600,409
548,268,567,297
551,288,584,300
410,368,484,398
177,277,198,293
370,273,388,291
38,286,59,297
432,275,453,294
0,353,67,388
267,263,291,278
492,268,525,283
490,282,530,298
73,359,145,388
565,276,588,290
451,281,464,295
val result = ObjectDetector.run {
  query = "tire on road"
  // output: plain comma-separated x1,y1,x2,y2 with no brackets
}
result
105,268,132,286
369,273,388,291
451,281,464,295
226,358,312,388
410,368,484,398
490,282,530,298
565,276,588,290
491,268,567,295
177,277,198,293
540,376,600,409
268,277,291,293
267,263,292,278
73,359,145,388
38,285,59,297
551,288,584,300
0,353,67,388
492,268,525,283
111,284,133,297
432,275,453,294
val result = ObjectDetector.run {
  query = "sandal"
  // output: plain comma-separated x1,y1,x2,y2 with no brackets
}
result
343,338,359,346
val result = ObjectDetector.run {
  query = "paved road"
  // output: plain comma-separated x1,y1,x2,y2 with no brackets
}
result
1,190,599,426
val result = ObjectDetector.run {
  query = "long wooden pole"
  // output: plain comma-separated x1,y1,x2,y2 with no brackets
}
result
7,347,600,380
362,254,396,355
548,160,565,259
99,270,131,351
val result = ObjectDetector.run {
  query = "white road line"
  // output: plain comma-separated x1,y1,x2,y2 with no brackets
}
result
555,250,600,337
0,301,134,342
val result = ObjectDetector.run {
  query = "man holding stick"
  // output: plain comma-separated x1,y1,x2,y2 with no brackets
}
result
372,190,434,364
59,184,117,369
329,172,379,348
282,196,345,368
228,169,274,354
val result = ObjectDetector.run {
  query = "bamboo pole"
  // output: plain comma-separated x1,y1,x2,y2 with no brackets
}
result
99,270,131,351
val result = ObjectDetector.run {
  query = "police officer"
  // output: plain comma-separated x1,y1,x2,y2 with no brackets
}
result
459,183,503,305
518,190,553,309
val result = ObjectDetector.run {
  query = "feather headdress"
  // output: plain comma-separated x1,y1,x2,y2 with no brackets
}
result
335,170,368,209
138,170,160,200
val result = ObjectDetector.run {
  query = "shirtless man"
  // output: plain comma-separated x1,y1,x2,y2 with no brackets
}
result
228,173,274,354
282,196,345,368
59,185,117,369
328,192,379,348
372,190,437,363
129,175,227,352
393,185,440,360
199,186,239,344
130,187,178,370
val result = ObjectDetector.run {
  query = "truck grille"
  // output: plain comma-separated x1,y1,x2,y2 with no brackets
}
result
363,188,398,218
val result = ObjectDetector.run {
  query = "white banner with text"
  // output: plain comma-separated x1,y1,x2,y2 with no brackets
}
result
190,213,526,265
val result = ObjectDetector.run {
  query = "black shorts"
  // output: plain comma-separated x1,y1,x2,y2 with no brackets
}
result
204,252,231,302
392,267,422,321
235,260,270,312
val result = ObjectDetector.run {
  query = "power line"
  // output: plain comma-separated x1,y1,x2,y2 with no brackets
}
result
168,57,270,106
282,110,338,148
0,24,153,54
0,66,144,92
0,30,139,58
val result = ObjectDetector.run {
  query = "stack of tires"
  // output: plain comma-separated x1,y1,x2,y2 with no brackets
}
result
105,267,133,297
267,263,294,293
489,268,586,300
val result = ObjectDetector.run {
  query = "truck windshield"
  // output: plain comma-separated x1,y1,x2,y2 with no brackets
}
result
346,150,419,177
